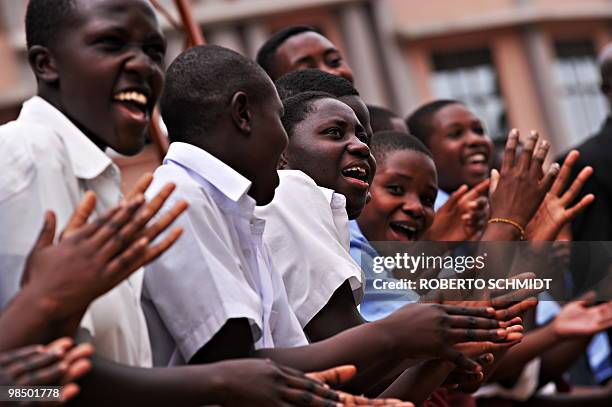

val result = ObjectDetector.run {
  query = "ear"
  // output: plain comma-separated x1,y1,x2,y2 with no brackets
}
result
230,91,253,135
27,45,59,84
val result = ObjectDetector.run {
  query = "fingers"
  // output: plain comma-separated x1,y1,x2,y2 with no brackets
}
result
560,165,593,206
498,316,522,329
0,346,43,367
62,191,97,238
125,173,153,199
141,227,184,266
60,383,81,403
530,138,550,178
445,185,469,208
540,163,560,193
282,376,341,404
33,211,57,251
501,129,519,172
517,130,539,172
338,392,413,406
446,315,500,329
306,365,357,387
93,195,145,260
494,298,538,321
489,169,500,197
141,200,189,243
441,305,496,317
442,348,480,372
104,237,149,284
564,194,595,222
447,328,508,343
117,183,177,243
550,150,580,196
5,350,62,379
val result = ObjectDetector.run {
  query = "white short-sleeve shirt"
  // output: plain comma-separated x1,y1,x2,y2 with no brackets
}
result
0,97,151,367
255,170,364,328
142,142,307,366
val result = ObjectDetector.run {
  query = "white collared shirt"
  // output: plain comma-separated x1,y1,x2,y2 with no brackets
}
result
0,96,151,367
255,170,364,328
142,142,307,366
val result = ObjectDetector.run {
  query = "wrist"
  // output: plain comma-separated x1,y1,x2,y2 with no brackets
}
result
197,363,230,405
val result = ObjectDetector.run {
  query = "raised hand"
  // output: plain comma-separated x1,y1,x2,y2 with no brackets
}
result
552,293,612,338
525,150,594,241
488,130,559,239
424,179,490,241
23,187,187,325
0,338,93,405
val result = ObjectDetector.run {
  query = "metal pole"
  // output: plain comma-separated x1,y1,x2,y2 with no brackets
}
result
149,0,206,161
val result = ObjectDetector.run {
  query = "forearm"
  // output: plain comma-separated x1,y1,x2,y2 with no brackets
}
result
257,320,399,394
69,355,225,407
0,288,75,351
539,335,591,385
488,325,556,382
378,360,454,403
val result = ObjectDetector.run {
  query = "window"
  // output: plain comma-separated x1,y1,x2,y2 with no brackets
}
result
430,48,507,139
554,39,607,146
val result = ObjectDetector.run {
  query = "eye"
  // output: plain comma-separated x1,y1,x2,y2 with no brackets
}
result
356,131,369,144
96,35,125,51
386,184,404,196
473,125,485,135
327,56,343,68
448,129,463,140
145,44,166,62
325,127,343,139
421,195,436,208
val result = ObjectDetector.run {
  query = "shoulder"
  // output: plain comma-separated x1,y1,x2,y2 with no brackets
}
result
0,120,67,202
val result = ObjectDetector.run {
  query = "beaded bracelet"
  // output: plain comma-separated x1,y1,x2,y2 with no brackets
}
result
488,218,525,241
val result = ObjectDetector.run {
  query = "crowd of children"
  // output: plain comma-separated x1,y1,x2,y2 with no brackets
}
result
0,0,611,406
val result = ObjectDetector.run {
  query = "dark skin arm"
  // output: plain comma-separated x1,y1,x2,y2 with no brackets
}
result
69,354,362,407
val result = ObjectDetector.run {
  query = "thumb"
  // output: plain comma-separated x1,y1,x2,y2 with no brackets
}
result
34,211,57,250
489,169,500,198
306,365,357,387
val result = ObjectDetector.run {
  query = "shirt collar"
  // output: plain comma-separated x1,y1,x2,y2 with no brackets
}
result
164,142,252,203
19,96,113,180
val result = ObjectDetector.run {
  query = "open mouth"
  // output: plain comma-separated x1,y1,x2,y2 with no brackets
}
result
113,91,150,122
389,221,419,241
341,164,370,188
463,152,489,172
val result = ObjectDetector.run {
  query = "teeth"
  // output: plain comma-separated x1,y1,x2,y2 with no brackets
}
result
395,224,416,233
467,154,486,164
114,91,148,106
343,166,367,177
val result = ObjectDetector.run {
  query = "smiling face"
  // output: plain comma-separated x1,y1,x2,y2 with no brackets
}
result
45,0,165,155
274,32,354,83
285,98,375,219
427,104,493,191
358,149,437,242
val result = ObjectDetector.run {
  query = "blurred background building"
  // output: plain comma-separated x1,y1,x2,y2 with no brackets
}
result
1,0,611,185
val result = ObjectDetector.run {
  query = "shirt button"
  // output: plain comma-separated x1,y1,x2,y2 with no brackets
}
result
243,249,251,257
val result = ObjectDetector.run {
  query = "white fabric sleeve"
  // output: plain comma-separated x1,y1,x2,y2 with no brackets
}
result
143,172,265,362
257,171,363,328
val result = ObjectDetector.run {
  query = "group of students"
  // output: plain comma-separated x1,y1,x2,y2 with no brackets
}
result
1,0,611,406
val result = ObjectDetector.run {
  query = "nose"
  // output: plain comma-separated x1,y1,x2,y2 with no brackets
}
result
347,136,371,158
401,195,425,219
466,130,487,146
125,48,158,79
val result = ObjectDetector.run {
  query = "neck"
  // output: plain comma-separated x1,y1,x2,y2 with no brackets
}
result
37,88,107,152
